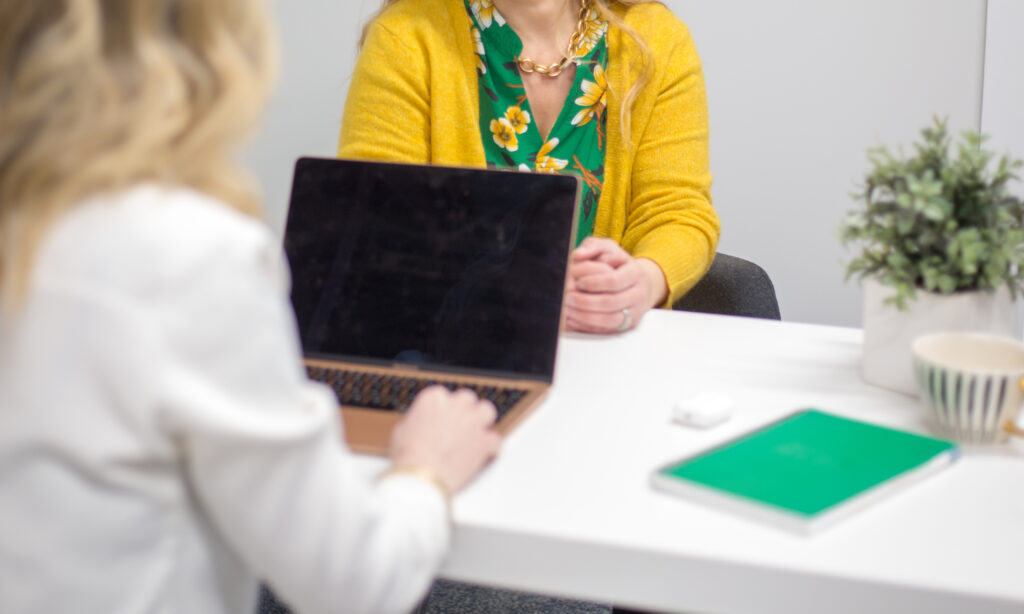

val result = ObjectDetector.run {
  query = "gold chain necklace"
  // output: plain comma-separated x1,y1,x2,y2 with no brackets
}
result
515,0,592,78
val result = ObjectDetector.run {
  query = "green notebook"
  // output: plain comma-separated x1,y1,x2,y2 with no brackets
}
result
650,409,959,534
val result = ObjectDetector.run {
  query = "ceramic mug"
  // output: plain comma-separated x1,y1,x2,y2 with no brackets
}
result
912,332,1024,444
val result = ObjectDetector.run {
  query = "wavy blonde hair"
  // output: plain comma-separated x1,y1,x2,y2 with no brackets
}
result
0,0,277,303
358,0,654,143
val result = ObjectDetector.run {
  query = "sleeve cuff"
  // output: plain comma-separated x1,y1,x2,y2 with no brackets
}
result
375,473,452,553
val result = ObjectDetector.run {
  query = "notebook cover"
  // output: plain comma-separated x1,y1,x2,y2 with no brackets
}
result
651,409,959,534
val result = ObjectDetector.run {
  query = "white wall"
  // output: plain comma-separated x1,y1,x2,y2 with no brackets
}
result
671,0,986,326
244,0,991,327
982,0,1024,200
241,0,376,231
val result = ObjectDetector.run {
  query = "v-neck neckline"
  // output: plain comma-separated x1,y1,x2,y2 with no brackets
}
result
472,1,599,144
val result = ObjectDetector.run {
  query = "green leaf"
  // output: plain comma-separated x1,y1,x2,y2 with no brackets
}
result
838,115,1024,301
937,274,957,294
921,201,946,221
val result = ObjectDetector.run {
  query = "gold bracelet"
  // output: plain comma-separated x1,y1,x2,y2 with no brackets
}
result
378,466,451,508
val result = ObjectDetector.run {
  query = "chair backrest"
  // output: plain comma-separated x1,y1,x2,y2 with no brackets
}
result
672,252,781,320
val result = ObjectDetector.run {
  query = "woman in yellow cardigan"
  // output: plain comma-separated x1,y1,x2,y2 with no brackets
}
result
339,0,719,335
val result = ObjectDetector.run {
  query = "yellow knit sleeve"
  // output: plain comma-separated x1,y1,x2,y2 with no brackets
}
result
622,20,719,307
338,21,431,163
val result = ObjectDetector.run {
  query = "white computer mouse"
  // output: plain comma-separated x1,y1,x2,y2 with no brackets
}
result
672,392,734,428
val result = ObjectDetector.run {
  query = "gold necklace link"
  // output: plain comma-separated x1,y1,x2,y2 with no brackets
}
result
516,0,592,78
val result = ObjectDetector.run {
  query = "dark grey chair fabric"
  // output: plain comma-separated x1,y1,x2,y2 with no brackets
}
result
257,580,610,614
257,585,289,614
672,252,781,320
413,580,610,614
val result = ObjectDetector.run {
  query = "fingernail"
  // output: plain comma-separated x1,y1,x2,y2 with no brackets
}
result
576,280,586,291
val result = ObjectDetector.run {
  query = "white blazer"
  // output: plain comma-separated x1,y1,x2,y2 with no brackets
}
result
0,186,448,614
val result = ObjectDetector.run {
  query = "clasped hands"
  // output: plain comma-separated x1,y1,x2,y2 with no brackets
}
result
565,237,668,334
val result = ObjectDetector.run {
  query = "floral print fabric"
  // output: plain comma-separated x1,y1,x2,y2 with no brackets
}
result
466,0,608,246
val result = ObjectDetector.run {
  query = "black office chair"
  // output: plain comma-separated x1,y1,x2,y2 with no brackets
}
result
672,252,781,320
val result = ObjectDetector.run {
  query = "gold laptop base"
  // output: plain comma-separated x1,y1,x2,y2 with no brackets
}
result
304,357,549,456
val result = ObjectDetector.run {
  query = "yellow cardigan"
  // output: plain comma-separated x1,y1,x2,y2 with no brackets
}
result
339,0,719,306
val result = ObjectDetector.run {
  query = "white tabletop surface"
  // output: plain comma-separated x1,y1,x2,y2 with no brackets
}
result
356,309,1024,614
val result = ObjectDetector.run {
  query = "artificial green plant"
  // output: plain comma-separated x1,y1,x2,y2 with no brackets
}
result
841,117,1024,309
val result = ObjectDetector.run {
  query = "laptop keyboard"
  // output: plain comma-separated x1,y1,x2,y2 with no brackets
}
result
306,365,528,418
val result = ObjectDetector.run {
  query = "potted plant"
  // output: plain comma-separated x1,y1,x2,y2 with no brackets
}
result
840,118,1024,395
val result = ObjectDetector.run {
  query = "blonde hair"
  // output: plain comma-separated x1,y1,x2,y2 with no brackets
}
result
0,0,277,302
358,0,655,143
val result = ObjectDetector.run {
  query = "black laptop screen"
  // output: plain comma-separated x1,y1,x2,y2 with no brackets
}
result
283,158,579,380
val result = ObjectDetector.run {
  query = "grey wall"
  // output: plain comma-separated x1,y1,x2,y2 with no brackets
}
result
245,0,1014,328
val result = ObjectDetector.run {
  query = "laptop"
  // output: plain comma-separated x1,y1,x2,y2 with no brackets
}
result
283,157,580,454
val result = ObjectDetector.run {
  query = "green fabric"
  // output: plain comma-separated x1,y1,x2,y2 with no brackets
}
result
465,0,608,246
659,409,958,517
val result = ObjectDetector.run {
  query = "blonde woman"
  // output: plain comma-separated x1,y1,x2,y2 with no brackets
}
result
340,0,720,335
0,2,501,613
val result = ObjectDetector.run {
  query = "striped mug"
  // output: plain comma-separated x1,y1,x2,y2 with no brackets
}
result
912,332,1024,445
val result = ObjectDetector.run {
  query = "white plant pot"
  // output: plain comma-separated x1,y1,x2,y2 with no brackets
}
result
861,278,1020,396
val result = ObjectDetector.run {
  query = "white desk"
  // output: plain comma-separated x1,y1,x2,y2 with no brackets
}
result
360,310,1024,614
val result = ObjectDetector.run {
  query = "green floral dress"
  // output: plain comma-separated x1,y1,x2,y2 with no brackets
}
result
465,0,609,246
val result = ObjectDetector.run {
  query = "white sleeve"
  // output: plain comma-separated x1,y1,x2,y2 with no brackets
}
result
153,223,449,614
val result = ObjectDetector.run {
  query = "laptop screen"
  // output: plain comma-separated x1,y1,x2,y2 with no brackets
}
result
284,157,579,380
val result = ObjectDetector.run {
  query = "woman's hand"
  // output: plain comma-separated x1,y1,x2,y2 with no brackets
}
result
389,386,503,495
565,237,668,334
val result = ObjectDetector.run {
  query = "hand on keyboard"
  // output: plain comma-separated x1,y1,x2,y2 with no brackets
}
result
388,386,503,495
